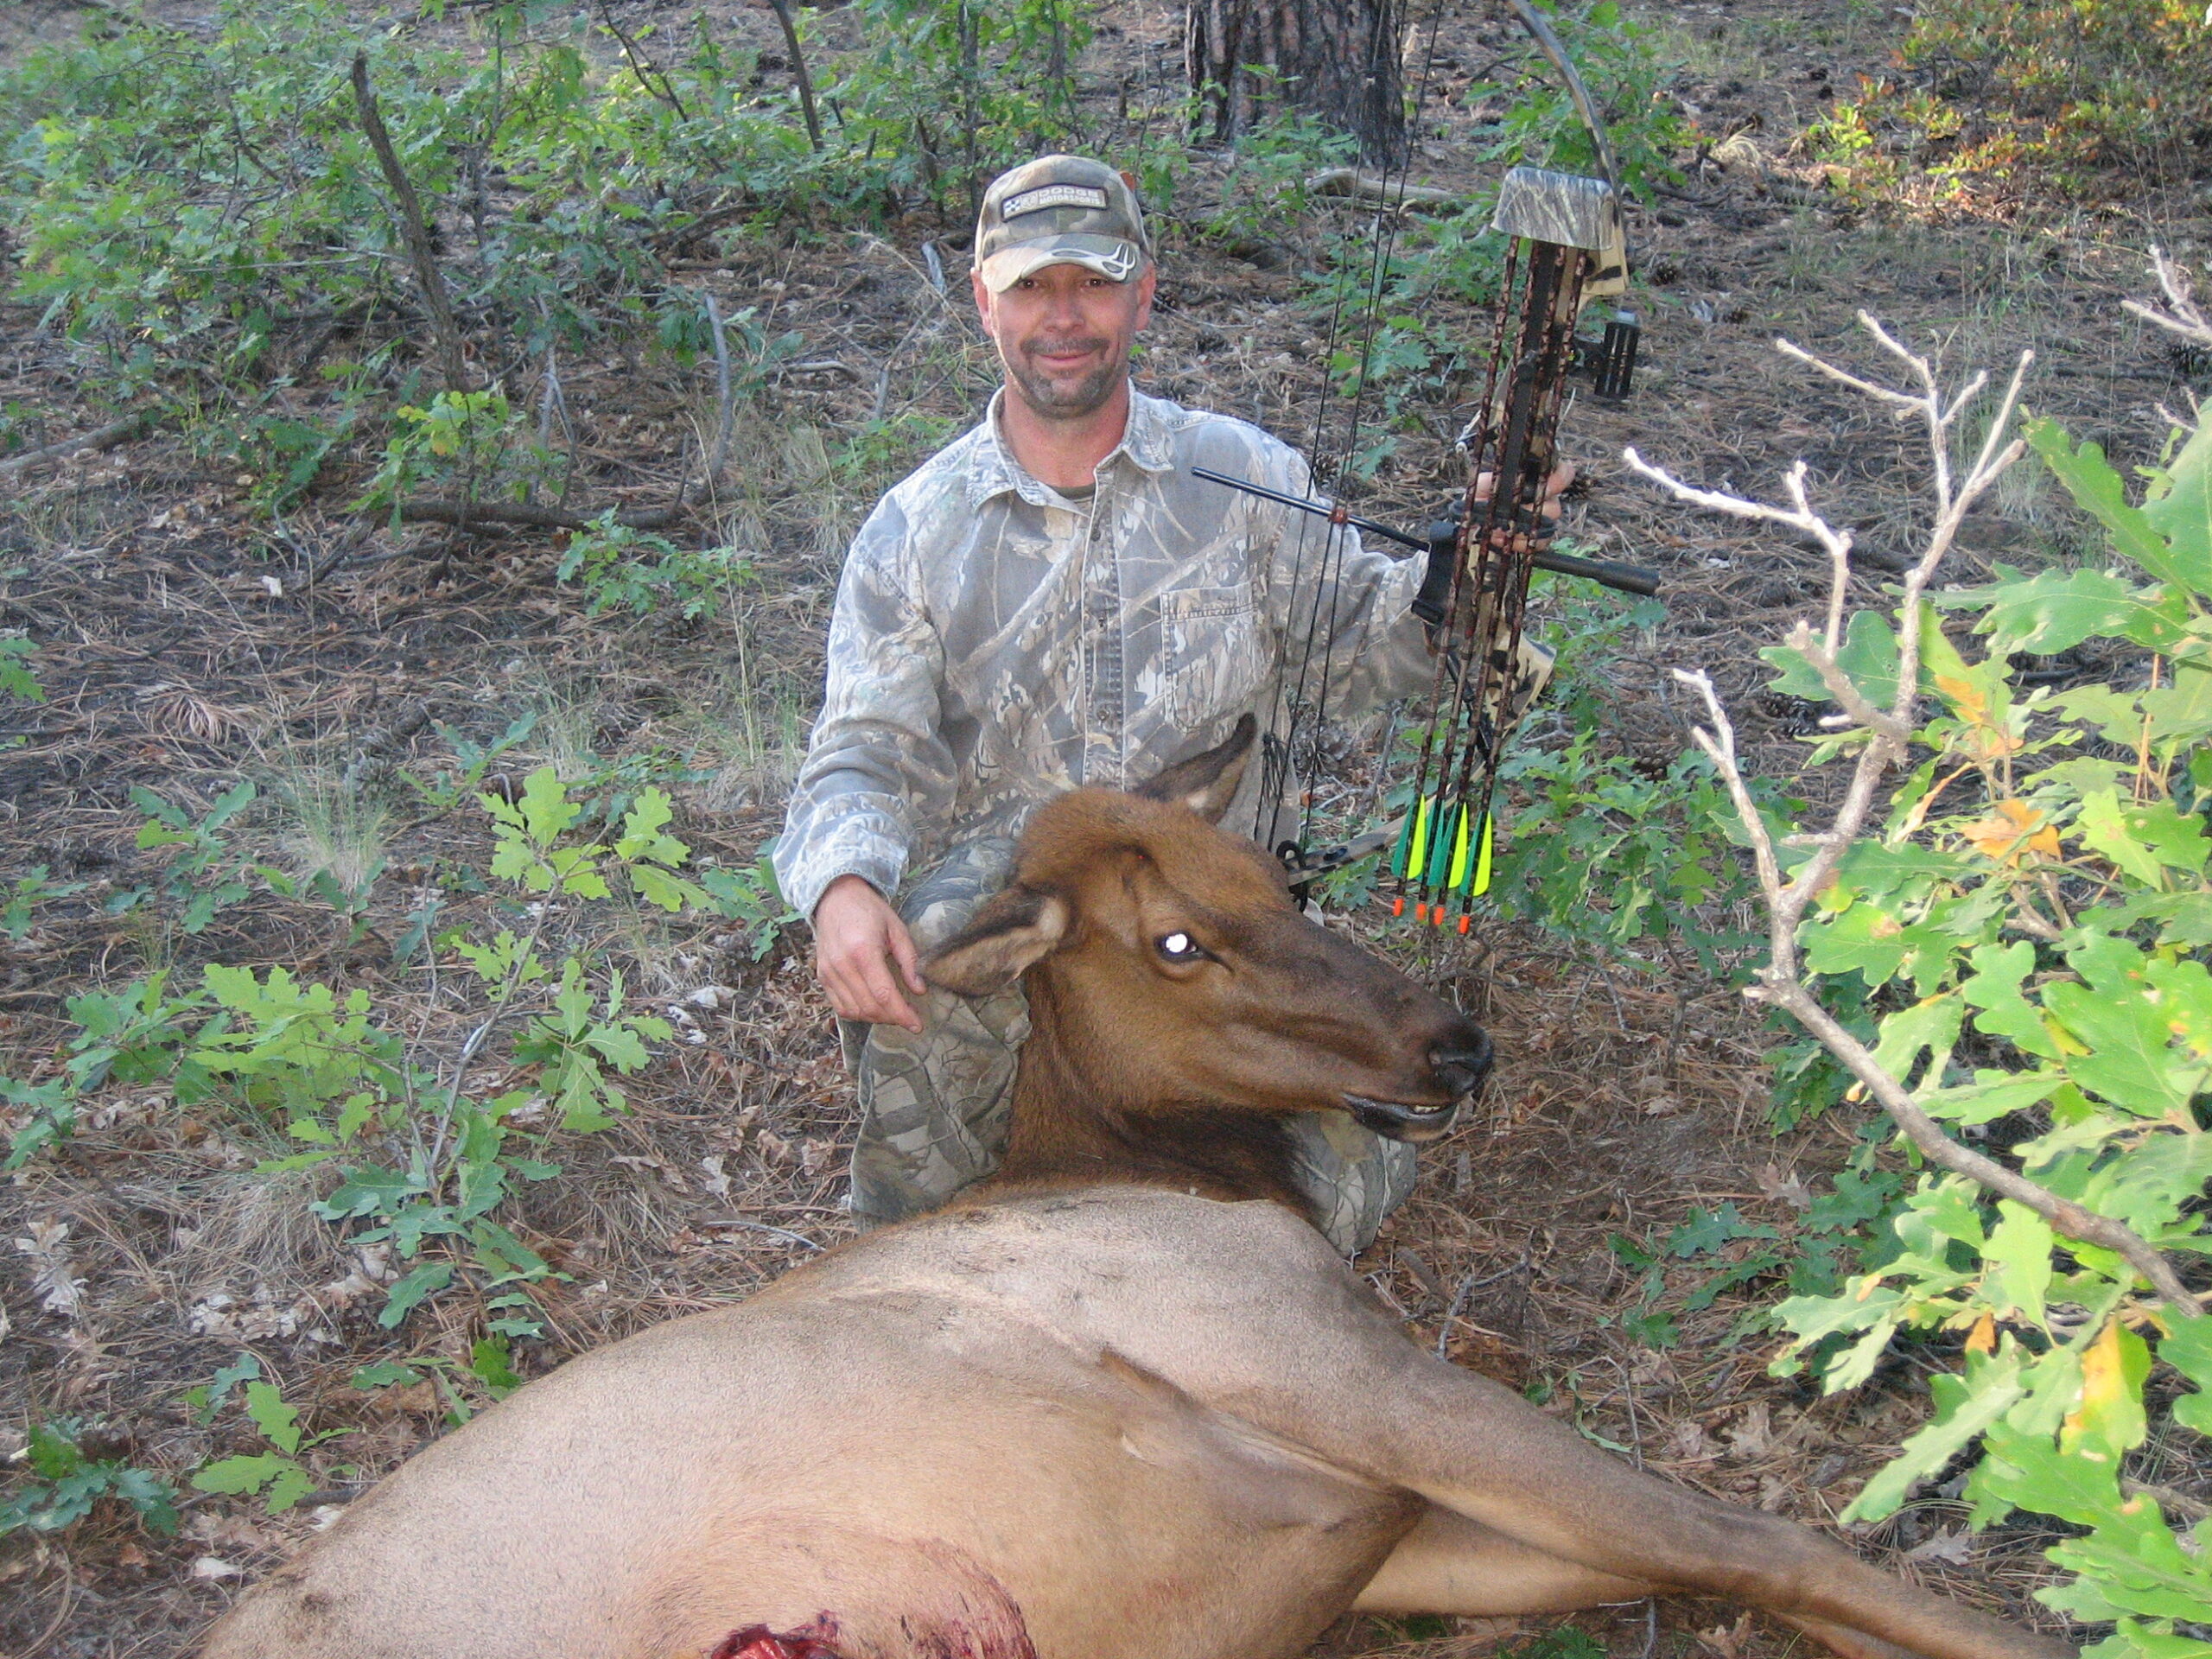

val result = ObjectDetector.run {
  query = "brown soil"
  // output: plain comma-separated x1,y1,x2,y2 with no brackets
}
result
1,0,2206,1654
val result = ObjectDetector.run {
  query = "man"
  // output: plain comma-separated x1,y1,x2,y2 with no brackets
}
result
773,155,1541,1251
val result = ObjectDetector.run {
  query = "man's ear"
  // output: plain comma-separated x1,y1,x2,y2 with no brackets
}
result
1135,712,1255,823
924,884,1070,997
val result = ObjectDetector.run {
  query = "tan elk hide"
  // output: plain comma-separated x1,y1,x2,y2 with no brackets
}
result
200,715,2070,1659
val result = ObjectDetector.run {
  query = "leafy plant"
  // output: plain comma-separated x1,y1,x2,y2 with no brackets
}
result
406,710,539,813
0,1420,180,1537
2,974,213,1168
358,389,554,520
1,634,42,703
699,855,802,962
192,1376,350,1515
352,1336,523,1426
1639,320,2212,1659
1902,0,2212,173
122,780,258,933
556,516,754,620
1467,0,1688,200
2,865,86,943
296,769,687,1333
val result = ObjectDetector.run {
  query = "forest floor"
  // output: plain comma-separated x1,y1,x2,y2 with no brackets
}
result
0,0,2207,1654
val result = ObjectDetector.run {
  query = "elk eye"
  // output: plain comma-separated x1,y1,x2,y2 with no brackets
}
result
1155,931,1205,963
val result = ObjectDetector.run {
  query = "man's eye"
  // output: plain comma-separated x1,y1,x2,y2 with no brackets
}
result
1155,931,1205,963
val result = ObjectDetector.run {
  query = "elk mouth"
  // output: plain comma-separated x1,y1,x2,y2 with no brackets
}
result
1343,1093,1465,1142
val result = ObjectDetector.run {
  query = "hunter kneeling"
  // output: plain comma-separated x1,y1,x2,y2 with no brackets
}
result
200,719,2068,1659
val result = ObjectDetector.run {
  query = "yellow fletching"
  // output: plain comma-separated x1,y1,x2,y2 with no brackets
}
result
1405,797,1432,876
1471,813,1496,896
1446,804,1472,890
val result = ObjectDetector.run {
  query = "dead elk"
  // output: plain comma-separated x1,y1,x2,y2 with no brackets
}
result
200,717,2070,1659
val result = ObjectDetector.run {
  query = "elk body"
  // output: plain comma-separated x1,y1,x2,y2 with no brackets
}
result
200,720,2069,1659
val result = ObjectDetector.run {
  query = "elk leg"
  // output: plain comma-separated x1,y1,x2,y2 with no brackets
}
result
1276,1356,2073,1659
1351,1503,1656,1616
1352,1510,1924,1659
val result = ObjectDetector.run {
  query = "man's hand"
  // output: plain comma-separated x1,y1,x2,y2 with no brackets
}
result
1469,462,1576,552
813,874,926,1033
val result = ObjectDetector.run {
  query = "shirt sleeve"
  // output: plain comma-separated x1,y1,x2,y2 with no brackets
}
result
1255,444,1437,716
772,494,956,922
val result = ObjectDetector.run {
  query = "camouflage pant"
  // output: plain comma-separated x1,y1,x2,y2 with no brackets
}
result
842,837,1418,1255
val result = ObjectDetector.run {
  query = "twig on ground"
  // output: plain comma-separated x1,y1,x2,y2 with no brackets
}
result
369,499,678,533
703,1215,825,1251
0,412,150,480
351,52,473,393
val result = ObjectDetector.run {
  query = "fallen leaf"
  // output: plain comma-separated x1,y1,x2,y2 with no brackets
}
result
1905,1527,1976,1566
1723,1401,1773,1459
1758,1163,1813,1211
16,1218,85,1318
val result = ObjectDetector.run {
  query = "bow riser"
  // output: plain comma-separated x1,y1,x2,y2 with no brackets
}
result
1391,167,1624,934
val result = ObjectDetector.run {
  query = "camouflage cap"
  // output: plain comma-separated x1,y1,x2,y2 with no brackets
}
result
974,156,1150,294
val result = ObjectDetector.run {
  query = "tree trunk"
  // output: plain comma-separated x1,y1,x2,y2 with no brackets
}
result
1185,0,1406,164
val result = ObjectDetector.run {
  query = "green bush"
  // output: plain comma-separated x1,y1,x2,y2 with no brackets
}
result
0,1420,179,1538
1904,0,2212,170
1758,412,2212,1658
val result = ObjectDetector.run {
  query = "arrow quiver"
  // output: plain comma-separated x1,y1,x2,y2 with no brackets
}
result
1390,164,1637,935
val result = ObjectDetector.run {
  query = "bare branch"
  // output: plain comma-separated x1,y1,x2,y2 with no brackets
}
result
1773,336,1922,414
1782,620,1903,741
1764,977,2202,1314
1621,449,1859,653
351,52,472,394
2122,246,2212,348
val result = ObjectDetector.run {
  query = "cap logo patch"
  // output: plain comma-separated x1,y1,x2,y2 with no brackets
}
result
1003,184,1110,219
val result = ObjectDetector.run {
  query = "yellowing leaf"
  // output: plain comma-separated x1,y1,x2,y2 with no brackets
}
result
1966,1313,1998,1355
2060,1318,2151,1459
1933,671,1988,724
1960,799,2060,866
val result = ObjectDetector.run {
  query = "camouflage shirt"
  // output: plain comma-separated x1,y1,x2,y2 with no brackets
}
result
773,387,1439,920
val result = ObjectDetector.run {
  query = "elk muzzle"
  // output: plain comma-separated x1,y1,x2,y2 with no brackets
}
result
1345,1026,1491,1142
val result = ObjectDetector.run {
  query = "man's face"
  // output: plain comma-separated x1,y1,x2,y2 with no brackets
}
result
972,259,1157,423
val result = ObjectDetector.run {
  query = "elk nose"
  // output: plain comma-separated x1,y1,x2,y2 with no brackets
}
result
1428,1029,1492,1097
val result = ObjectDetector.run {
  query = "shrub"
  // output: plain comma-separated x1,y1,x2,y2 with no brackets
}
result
1639,316,2212,1659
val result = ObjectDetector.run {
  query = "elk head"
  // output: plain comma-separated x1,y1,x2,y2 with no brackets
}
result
925,716,1492,1143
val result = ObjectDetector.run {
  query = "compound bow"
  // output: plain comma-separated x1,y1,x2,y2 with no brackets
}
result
1197,0,1660,934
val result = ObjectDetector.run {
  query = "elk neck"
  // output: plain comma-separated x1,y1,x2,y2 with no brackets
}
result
981,973,1321,1224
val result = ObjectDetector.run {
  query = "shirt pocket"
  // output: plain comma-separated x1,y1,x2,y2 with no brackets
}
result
1160,581,1265,734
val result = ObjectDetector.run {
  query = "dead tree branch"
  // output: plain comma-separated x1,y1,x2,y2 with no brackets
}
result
0,412,150,480
371,499,678,533
760,0,824,152
1630,320,2202,1318
2122,246,2212,349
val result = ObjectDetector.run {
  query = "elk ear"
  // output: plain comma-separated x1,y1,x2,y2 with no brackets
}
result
924,884,1070,996
1135,712,1255,823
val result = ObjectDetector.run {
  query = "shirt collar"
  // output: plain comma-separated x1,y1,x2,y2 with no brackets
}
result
966,385,1176,508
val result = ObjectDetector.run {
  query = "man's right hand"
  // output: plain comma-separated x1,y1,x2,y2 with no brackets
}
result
813,874,926,1033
